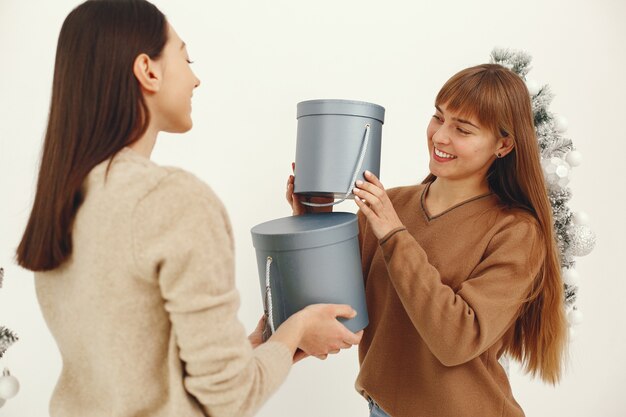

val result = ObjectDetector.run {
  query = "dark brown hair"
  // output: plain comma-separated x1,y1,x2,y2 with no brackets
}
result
16,0,167,271
423,64,567,384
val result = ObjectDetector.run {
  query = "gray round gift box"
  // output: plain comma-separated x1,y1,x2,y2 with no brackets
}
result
251,212,369,333
294,99,385,199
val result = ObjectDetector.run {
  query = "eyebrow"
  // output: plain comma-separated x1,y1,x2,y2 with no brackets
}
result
435,105,480,130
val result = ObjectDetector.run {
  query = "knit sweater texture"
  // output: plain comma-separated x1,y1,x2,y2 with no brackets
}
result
355,182,545,417
35,147,292,417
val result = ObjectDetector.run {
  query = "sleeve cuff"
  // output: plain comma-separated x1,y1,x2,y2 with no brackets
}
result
378,226,407,246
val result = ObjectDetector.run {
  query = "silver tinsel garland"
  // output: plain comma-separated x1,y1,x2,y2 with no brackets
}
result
0,268,19,359
490,49,596,330
0,327,18,360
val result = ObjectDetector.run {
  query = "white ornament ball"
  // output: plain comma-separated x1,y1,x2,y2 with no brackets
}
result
555,115,569,133
0,370,19,400
525,78,541,96
567,308,584,326
562,268,579,286
572,211,590,226
565,150,583,167
569,224,597,257
541,157,571,189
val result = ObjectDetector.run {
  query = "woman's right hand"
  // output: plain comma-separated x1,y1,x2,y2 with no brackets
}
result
297,304,363,358
269,303,363,361
286,162,334,215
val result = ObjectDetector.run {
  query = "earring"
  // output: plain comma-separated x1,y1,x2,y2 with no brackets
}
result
496,153,502,158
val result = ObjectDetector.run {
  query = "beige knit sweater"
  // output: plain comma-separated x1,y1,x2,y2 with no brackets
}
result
356,182,546,417
35,147,292,417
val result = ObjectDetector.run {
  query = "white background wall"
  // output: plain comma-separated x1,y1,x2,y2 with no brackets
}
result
1,0,625,416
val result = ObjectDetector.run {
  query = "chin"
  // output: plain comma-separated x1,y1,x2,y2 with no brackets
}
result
428,159,440,175
428,162,451,180
170,119,193,133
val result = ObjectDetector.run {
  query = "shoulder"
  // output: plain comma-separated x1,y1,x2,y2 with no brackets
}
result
142,168,220,204
136,169,228,227
130,166,233,254
495,206,541,234
487,206,545,255
103,148,225,213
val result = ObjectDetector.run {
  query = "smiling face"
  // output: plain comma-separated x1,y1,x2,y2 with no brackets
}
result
152,24,201,133
426,103,504,184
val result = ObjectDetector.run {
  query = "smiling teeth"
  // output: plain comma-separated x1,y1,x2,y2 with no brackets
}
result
435,148,457,159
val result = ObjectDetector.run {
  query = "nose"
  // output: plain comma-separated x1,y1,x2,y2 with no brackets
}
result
194,76,201,88
432,124,451,145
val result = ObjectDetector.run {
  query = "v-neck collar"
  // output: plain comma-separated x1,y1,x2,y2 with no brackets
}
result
420,181,494,222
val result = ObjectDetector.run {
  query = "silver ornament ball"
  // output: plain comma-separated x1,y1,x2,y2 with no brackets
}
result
567,308,584,326
569,224,596,257
0,369,19,400
555,115,569,133
566,150,583,167
572,211,590,226
562,268,579,286
525,77,540,96
568,326,577,341
542,157,571,189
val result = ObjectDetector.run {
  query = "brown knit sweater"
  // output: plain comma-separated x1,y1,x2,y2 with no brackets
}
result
34,147,292,417
355,182,545,417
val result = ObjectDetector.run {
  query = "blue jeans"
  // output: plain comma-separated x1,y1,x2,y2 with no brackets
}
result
368,397,391,417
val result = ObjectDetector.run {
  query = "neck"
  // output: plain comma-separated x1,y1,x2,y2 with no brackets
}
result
127,125,158,159
428,175,491,206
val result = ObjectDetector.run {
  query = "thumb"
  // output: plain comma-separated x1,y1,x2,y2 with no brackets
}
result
332,304,357,319
255,315,266,331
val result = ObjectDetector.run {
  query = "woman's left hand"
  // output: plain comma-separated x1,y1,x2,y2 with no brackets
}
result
353,171,405,240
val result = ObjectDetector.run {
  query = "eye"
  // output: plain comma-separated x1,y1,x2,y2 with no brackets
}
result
456,127,471,135
186,59,194,64
432,114,443,122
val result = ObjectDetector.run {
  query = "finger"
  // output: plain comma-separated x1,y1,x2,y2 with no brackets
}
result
355,179,385,199
355,195,376,219
293,349,309,363
354,189,385,216
340,342,352,349
364,170,384,189
352,188,380,207
343,329,363,345
315,354,328,360
329,349,340,354
256,315,266,330
332,304,357,319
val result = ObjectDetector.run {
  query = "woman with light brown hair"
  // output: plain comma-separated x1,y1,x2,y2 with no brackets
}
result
288,63,567,416
16,1,362,416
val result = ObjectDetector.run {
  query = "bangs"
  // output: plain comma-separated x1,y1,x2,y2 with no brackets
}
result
435,66,512,138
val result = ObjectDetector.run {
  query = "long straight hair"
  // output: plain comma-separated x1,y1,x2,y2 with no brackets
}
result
423,64,567,384
16,0,167,271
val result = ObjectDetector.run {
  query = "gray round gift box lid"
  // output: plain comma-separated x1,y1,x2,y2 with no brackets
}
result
295,99,385,199
296,99,385,122
251,212,369,333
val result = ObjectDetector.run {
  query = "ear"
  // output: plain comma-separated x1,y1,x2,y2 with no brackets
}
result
133,53,161,94
495,135,515,158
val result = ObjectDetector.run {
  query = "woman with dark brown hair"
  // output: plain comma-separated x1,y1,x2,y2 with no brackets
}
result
288,64,568,416
16,1,362,416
